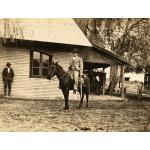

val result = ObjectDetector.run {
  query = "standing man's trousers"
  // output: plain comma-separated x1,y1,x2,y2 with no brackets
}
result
4,80,12,96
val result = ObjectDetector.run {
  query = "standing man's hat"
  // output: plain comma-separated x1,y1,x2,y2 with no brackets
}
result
6,62,11,66
72,48,79,53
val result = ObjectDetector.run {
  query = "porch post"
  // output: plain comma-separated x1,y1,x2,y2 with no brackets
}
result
120,65,125,99
102,68,106,95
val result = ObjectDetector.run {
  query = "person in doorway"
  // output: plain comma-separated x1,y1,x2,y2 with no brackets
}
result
2,62,14,97
68,48,83,93
95,75,101,95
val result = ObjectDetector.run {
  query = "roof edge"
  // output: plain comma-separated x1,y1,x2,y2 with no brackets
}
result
92,43,129,65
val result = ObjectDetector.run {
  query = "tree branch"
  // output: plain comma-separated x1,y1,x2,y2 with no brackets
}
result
129,19,146,31
115,19,131,52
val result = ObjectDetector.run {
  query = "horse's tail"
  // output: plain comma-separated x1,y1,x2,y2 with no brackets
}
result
83,74,90,94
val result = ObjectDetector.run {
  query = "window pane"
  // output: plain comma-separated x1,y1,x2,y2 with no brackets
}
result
42,54,49,67
31,51,52,78
33,68,39,76
42,68,49,76
33,51,40,67
33,51,40,59
33,59,40,67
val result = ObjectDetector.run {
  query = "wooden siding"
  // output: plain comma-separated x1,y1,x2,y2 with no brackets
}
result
0,47,73,100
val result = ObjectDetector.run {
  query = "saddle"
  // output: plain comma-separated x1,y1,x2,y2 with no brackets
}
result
58,73,87,90
69,71,86,87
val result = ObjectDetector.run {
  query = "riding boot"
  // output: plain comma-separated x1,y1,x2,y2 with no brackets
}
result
73,85,78,94
74,84,78,90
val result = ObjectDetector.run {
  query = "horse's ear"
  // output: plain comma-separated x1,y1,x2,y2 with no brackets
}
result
55,61,58,65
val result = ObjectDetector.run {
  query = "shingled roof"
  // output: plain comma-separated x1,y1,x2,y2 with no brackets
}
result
0,19,128,65
0,19,92,47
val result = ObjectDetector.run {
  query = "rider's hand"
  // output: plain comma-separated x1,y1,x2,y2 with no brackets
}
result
79,74,82,78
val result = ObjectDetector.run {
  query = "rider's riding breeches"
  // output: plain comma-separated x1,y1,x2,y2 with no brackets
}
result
73,71,79,90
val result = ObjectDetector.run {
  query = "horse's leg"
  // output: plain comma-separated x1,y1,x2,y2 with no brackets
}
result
78,89,84,108
85,90,89,108
62,89,69,110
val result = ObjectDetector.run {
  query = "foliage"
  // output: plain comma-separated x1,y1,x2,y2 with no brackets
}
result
75,18,150,73
0,19,24,46
1,18,150,73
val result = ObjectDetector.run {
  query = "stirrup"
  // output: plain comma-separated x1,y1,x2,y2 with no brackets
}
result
73,90,76,94
73,88,78,94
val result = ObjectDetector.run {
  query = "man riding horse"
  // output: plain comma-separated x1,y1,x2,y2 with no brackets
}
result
68,48,83,93
47,48,90,109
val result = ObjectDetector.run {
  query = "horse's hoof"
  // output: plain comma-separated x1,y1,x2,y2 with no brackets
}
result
86,104,88,108
63,107,69,110
78,105,82,109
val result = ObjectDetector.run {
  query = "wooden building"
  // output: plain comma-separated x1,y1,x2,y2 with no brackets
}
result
0,19,128,100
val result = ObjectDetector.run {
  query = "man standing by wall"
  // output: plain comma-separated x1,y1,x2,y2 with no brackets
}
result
2,62,14,97
68,48,83,93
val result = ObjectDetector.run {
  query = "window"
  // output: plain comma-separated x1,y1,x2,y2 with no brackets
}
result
30,51,52,78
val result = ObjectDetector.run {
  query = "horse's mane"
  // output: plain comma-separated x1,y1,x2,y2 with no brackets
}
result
55,63,89,81
56,63,64,70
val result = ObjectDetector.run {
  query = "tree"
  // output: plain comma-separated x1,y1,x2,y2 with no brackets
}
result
75,18,150,94
0,19,24,46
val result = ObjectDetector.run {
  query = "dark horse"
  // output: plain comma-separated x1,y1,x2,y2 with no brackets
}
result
47,62,90,110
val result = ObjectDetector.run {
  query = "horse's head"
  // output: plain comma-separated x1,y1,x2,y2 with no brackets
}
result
47,61,63,80
47,61,57,80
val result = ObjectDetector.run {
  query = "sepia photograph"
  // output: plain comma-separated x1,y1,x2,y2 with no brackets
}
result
0,18,150,132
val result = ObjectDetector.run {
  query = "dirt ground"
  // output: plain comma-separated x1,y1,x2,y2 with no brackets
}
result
0,96,150,132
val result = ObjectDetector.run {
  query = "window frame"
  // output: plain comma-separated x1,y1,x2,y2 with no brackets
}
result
30,50,52,78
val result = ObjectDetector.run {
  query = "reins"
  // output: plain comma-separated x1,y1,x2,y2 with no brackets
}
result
58,71,68,80
50,65,68,81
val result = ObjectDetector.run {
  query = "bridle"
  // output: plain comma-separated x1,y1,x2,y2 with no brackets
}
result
50,65,57,80
50,64,68,81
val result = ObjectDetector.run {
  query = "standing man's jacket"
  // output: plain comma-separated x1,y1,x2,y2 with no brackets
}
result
69,56,83,76
2,68,14,82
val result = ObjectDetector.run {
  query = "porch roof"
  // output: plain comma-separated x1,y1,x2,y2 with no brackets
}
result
92,44,129,65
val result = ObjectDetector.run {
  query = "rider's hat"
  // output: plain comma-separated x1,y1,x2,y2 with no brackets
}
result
72,48,79,53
